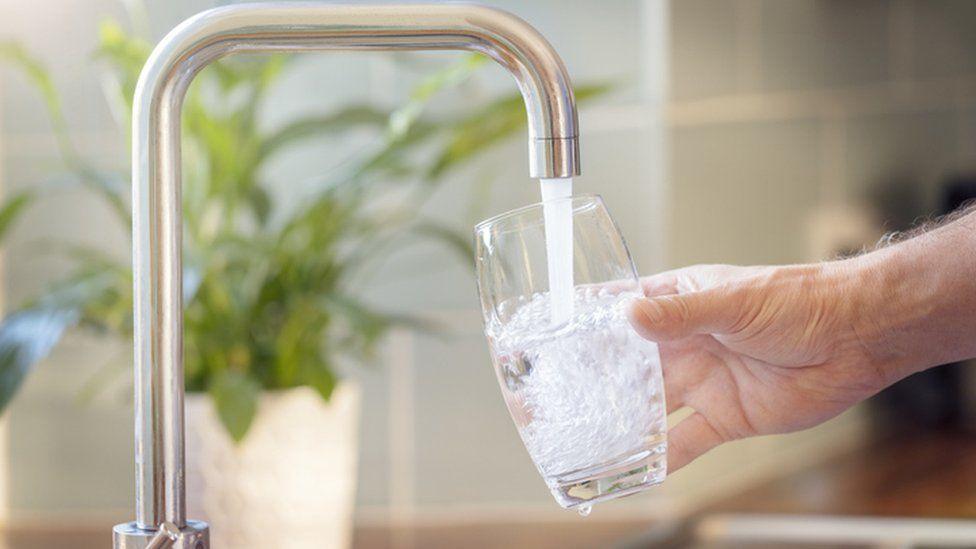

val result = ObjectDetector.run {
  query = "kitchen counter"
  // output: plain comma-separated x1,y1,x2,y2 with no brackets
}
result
353,431,976,548
5,432,976,548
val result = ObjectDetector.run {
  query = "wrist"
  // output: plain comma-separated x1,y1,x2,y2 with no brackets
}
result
835,251,918,384
835,245,948,386
842,222,976,381
817,255,905,387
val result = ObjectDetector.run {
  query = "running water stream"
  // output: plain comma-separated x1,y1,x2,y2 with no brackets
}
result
539,178,574,325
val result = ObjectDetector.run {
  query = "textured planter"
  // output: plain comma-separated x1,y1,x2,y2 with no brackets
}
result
186,383,360,549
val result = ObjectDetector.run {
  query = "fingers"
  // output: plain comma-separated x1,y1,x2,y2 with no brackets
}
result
658,336,725,414
629,289,740,341
666,411,726,473
640,265,707,297
658,341,696,414
640,269,682,297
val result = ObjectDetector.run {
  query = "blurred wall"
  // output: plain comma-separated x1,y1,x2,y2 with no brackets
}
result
669,0,976,265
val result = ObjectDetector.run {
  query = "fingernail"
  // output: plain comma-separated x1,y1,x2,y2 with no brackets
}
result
636,298,666,324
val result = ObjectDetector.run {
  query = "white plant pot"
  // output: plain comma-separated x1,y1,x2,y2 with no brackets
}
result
185,382,360,549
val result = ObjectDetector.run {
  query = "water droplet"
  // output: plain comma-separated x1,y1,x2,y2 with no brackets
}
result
577,505,592,517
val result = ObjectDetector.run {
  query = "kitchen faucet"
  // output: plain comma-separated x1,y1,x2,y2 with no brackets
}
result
113,3,580,547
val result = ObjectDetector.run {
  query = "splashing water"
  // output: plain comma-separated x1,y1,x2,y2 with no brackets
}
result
490,288,666,475
540,178,574,325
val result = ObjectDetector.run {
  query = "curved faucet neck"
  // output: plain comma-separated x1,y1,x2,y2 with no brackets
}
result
125,2,580,541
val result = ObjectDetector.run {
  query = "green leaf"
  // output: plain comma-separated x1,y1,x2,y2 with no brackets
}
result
247,185,272,226
427,82,614,180
210,370,259,442
0,192,34,242
574,82,616,102
322,295,391,342
257,106,390,164
0,43,71,154
76,353,129,406
409,221,475,263
34,240,127,272
57,167,131,229
0,307,79,413
94,19,152,115
0,256,131,413
301,359,337,403
321,294,440,352
387,54,486,139
2,42,130,228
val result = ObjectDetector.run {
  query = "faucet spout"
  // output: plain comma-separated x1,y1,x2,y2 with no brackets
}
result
118,3,580,547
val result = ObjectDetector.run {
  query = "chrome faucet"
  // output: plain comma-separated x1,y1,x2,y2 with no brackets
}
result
113,3,580,548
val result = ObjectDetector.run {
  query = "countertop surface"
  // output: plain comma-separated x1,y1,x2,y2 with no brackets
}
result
702,431,976,519
5,432,976,548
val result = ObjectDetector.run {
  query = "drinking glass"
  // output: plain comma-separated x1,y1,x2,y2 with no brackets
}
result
475,194,667,511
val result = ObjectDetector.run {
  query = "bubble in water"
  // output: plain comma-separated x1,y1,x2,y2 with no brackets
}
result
489,289,666,477
577,505,592,517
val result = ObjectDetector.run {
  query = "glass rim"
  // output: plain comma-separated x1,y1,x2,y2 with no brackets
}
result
474,193,604,233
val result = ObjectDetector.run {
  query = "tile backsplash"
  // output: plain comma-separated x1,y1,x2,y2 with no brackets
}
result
668,0,976,265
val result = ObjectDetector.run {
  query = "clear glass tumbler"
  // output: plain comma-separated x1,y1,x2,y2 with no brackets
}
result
475,194,667,511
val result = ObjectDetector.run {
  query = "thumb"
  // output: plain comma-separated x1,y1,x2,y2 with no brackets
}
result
628,290,739,341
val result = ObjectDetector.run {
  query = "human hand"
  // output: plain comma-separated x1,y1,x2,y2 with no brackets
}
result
628,262,894,472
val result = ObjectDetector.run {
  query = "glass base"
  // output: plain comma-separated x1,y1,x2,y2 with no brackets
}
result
547,438,667,510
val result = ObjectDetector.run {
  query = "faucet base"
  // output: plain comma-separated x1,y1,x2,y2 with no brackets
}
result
114,520,209,549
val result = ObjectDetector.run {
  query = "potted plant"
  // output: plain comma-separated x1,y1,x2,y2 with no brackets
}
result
0,7,607,548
